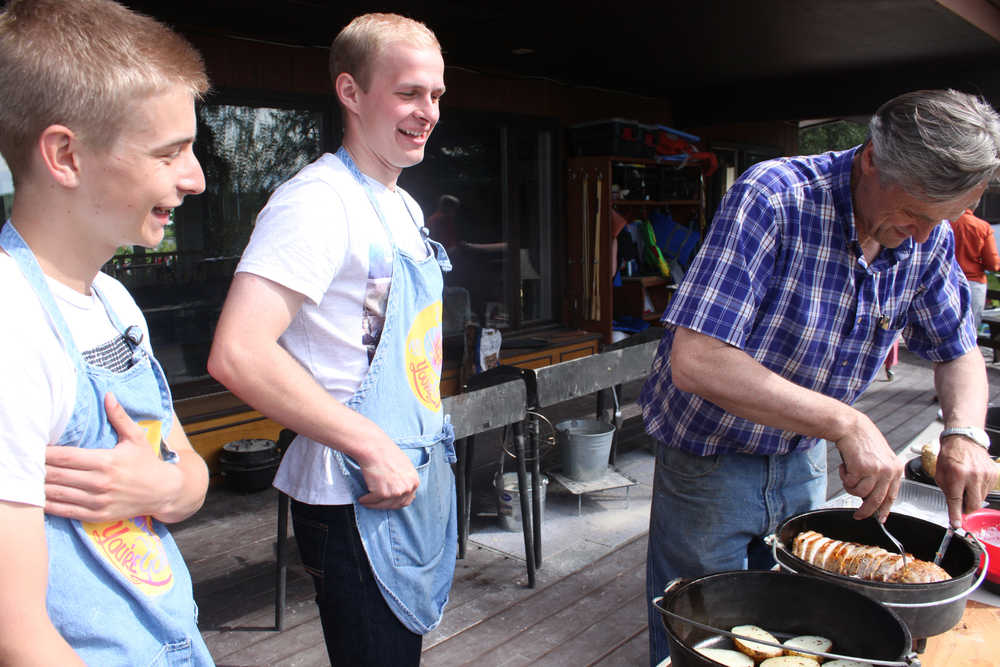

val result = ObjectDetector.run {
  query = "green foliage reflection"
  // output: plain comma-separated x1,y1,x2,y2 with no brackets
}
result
799,120,868,155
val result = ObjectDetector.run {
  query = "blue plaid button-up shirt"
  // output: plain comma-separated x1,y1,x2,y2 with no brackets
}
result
639,146,976,456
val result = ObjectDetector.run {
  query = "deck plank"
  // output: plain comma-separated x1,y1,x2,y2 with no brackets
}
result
200,579,317,659
459,563,645,666
422,536,646,666
532,592,647,667
215,610,327,666
594,630,650,666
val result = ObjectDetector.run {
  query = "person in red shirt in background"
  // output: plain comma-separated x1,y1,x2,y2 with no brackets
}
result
951,208,1000,333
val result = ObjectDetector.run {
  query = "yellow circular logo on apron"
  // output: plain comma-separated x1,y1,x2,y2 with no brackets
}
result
82,419,174,596
405,301,443,412
83,516,174,595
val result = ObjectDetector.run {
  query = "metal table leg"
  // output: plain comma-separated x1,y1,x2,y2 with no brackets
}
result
596,385,622,466
275,490,289,631
512,421,536,587
529,415,543,568
455,436,475,559
464,435,475,551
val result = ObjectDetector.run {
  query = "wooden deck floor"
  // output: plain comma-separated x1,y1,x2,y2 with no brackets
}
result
173,347,1000,666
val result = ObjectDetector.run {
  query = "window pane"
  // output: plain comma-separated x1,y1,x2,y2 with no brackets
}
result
400,118,506,333
106,104,324,391
399,114,555,336
512,127,553,325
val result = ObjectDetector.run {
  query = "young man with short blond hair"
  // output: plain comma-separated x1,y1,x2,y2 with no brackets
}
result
210,12,454,666
0,0,212,664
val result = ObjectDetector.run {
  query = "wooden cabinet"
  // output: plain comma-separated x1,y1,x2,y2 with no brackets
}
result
566,155,705,342
614,276,675,322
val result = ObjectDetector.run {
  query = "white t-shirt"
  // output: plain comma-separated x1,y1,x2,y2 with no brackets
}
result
0,250,152,508
237,153,428,505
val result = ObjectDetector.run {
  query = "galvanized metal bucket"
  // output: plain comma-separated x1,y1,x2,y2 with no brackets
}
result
556,418,615,482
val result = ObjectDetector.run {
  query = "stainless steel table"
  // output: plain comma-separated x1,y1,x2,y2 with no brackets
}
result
980,308,1000,362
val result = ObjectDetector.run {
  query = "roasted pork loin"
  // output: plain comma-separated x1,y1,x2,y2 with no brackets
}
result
791,530,951,583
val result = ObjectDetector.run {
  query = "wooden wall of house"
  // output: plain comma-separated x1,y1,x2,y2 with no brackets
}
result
189,31,798,155
189,34,331,95
188,33,675,125
441,67,675,125
689,120,800,157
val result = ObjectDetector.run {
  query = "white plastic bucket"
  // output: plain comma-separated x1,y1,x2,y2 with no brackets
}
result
556,418,615,482
494,471,548,532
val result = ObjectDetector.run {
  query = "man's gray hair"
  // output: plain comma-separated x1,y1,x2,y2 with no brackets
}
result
869,89,1000,200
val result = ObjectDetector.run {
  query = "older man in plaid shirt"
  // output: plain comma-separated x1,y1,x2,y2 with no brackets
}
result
641,89,1000,666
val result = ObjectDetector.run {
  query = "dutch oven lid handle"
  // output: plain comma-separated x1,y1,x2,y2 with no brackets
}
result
650,596,917,666
765,533,798,572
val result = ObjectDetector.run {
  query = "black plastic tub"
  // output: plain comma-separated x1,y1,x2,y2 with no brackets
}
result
656,570,915,666
773,508,985,639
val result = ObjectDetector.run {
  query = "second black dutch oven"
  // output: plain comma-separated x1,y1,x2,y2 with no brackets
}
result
771,508,987,640
654,570,916,666
219,438,282,493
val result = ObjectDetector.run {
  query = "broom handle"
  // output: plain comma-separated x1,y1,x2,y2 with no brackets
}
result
581,173,590,321
592,173,602,321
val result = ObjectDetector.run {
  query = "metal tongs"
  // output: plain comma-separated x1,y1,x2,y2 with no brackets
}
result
932,525,957,566
876,516,908,570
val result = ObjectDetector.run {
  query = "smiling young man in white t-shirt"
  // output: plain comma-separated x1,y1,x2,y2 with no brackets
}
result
209,13,454,666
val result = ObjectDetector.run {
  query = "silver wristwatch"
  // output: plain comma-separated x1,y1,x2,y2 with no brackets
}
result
939,426,991,450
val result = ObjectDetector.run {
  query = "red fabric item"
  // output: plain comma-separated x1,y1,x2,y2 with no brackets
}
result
884,339,899,371
950,209,1000,284
687,151,718,178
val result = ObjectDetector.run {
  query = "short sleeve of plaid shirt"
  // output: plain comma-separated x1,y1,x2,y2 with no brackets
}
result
899,227,978,361
665,178,778,349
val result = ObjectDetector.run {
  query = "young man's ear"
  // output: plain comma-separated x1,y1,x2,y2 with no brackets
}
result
335,72,363,115
37,125,82,188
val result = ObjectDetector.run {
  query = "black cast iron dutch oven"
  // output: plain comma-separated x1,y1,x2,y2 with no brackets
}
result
218,438,282,493
654,570,916,666
771,508,987,640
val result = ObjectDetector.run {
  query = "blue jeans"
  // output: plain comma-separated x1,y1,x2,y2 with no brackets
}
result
645,444,827,666
291,500,422,666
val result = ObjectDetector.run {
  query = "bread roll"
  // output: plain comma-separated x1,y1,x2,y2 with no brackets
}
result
695,647,755,667
783,634,832,659
922,441,1000,490
920,441,938,477
731,625,783,661
760,657,821,666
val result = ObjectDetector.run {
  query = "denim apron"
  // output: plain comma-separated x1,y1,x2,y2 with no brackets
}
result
0,223,213,667
333,147,458,635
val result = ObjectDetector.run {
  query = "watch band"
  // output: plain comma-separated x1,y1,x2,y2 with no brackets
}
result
939,426,991,450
